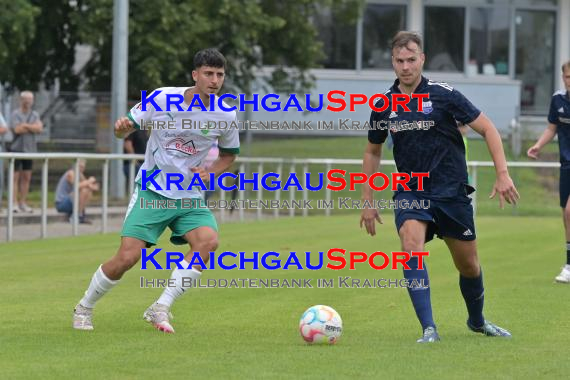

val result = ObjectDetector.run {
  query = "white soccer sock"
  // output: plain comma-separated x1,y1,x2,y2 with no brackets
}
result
156,260,202,308
79,265,119,308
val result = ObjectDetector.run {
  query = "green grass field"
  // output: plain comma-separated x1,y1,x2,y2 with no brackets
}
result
1,215,568,379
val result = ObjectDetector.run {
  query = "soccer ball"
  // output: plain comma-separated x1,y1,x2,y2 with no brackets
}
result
299,305,342,344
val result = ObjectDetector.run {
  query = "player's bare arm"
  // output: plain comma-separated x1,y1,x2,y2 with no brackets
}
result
468,112,520,208
191,151,237,182
114,117,136,138
360,142,383,236
527,123,557,159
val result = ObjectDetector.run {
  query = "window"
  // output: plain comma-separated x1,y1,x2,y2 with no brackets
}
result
362,3,406,69
424,7,465,72
515,9,556,114
469,7,510,75
314,8,357,69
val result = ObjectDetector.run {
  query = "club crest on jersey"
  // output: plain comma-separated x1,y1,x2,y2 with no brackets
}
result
165,137,198,156
421,101,433,114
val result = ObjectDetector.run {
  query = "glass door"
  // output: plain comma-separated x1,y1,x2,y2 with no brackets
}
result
515,9,556,115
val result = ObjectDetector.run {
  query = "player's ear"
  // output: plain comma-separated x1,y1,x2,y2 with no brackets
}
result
420,52,426,66
191,70,198,82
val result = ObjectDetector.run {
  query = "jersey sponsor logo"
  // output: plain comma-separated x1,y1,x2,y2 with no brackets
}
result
422,101,433,114
164,137,198,155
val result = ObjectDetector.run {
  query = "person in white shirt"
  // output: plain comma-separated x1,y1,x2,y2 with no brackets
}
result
73,48,240,333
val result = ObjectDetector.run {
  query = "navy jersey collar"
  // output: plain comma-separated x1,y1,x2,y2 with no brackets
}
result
391,76,429,94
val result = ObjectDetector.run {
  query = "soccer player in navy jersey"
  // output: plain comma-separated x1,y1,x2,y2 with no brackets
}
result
360,31,520,343
527,60,570,283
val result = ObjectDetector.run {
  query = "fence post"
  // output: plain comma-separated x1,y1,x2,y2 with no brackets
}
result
219,175,226,223
325,162,331,217
102,159,109,233
7,158,15,242
274,162,282,219
302,163,309,217
289,163,296,217
72,159,80,235
238,163,245,222
41,159,49,238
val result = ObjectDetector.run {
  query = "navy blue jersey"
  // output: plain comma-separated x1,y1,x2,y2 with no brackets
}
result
368,76,481,199
547,90,570,169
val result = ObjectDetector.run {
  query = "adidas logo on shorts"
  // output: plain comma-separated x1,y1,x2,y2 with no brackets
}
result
463,229,473,236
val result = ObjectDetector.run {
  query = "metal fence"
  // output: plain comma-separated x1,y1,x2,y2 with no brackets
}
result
0,152,561,242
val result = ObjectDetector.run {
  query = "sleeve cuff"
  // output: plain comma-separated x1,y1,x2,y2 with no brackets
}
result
127,112,141,130
219,146,240,154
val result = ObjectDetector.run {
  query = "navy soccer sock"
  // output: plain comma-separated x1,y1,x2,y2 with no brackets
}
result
459,270,485,328
403,256,435,330
566,242,570,265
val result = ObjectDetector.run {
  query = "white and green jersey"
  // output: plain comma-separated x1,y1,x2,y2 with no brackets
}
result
127,87,240,199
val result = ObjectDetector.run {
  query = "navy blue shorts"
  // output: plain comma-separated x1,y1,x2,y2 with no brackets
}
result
55,196,73,215
393,192,476,243
560,169,570,208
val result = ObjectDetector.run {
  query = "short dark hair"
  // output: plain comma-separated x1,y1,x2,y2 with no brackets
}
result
194,48,227,70
391,31,423,53
562,60,570,73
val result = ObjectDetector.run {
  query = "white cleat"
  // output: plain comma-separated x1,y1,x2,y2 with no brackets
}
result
73,304,94,330
143,303,175,333
555,265,570,283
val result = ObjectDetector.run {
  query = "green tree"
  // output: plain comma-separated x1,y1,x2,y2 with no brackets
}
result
0,0,39,90
2,0,83,92
76,0,364,97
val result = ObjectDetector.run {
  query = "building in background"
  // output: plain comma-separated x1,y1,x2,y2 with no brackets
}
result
301,0,568,136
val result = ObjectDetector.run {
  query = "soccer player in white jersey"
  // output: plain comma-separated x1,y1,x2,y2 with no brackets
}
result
73,48,240,333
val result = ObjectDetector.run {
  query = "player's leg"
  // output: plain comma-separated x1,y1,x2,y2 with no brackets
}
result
156,226,218,308
73,184,168,330
145,202,218,333
19,166,33,211
445,237,511,337
78,187,93,223
73,237,146,330
145,227,218,333
555,170,570,283
443,237,483,326
12,165,21,210
399,219,438,342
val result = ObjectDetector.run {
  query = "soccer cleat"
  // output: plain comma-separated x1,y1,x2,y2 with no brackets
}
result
73,304,94,330
467,320,512,338
416,326,440,343
143,303,175,333
554,266,570,283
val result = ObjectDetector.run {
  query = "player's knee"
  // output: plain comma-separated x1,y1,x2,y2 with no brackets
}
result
115,251,140,271
459,260,480,278
400,234,423,252
195,236,219,252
